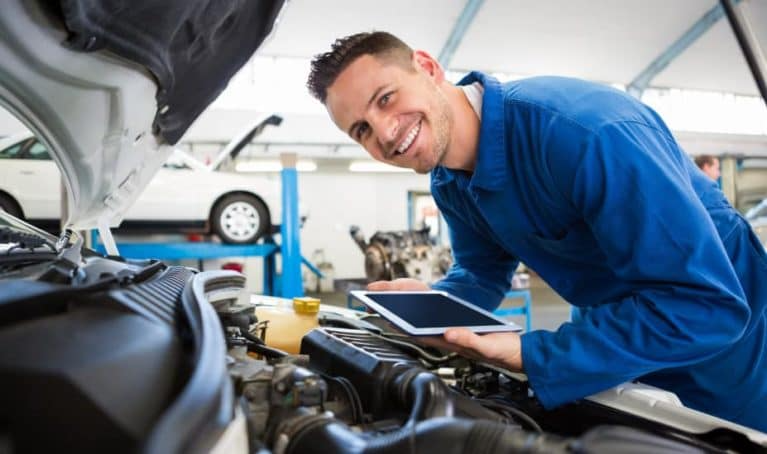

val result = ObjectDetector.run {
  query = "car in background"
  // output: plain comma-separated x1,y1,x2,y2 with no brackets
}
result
0,115,285,244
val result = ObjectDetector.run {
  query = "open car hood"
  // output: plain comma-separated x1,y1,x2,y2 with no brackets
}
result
0,0,285,231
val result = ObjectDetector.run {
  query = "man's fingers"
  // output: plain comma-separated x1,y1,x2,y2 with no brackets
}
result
366,280,392,291
366,278,430,291
445,327,481,351
443,328,523,370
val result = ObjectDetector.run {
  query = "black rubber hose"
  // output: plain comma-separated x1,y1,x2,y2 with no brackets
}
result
391,369,454,424
389,367,506,424
240,327,288,358
286,417,707,454
285,417,572,454
285,368,531,454
283,366,704,454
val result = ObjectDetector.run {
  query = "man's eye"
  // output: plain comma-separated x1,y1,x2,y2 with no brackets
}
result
356,123,369,140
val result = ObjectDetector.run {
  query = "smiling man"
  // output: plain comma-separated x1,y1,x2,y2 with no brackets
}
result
306,31,767,431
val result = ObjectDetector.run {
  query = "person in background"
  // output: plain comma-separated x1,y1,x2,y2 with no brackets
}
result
695,154,721,181
306,31,767,431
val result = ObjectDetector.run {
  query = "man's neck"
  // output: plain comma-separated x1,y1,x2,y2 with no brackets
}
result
440,83,480,172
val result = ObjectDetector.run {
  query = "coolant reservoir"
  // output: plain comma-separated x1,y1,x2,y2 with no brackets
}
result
255,297,320,354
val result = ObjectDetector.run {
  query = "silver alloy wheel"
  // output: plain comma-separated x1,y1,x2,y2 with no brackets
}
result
220,201,261,242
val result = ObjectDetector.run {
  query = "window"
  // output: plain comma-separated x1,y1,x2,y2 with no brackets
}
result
0,140,27,159
25,141,51,160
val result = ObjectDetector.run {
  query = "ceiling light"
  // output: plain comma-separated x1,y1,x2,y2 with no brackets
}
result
236,159,317,172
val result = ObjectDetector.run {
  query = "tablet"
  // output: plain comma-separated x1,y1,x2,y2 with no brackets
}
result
349,290,522,336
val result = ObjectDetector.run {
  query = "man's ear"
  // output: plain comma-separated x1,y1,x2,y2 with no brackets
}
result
413,50,445,83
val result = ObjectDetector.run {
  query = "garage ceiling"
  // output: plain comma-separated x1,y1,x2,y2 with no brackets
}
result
257,0,765,96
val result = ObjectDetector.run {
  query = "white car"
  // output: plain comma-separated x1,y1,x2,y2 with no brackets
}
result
0,116,283,244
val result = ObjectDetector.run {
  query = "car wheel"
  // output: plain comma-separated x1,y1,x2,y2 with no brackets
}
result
0,193,22,218
211,194,270,244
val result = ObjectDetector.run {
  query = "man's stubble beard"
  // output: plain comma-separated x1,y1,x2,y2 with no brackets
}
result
416,89,452,175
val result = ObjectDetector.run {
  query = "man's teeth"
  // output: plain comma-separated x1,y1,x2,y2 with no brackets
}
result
396,122,420,154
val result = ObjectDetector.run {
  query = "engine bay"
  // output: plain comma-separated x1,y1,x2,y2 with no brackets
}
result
217,292,765,453
1,245,765,453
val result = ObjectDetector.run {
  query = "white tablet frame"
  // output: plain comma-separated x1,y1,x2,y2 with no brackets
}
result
349,290,522,336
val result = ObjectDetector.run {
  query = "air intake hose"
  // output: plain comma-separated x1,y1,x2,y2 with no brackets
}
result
284,417,571,454
283,367,571,454
281,366,703,454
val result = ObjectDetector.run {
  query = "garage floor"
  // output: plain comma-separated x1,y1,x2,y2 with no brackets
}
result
307,273,571,333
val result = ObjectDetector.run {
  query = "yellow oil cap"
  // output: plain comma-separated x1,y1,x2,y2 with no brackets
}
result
293,296,320,314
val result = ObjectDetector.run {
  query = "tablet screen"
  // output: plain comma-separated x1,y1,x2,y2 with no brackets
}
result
364,293,506,328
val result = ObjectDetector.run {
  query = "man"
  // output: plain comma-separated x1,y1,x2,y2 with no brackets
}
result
307,32,767,430
695,154,721,181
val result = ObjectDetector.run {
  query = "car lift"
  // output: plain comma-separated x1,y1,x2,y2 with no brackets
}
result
93,153,319,298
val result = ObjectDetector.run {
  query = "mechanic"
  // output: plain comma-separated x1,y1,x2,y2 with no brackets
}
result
306,31,767,431
695,154,722,181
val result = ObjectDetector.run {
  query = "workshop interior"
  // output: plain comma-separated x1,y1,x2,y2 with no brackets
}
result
0,0,766,453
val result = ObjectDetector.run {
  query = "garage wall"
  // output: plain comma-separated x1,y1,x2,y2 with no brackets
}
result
296,170,430,280
0,108,25,135
231,170,429,293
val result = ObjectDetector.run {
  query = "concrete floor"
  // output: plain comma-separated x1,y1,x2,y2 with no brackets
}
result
307,273,571,333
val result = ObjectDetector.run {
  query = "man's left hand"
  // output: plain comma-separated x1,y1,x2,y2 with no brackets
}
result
421,328,524,372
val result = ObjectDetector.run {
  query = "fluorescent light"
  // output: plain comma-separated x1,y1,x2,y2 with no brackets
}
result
348,161,412,173
236,159,317,172
295,161,317,172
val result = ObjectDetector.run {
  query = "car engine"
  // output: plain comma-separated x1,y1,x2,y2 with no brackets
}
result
0,229,764,453
350,225,452,283
214,291,764,454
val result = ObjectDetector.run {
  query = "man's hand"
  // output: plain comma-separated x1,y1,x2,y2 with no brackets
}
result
364,280,523,370
367,278,429,291
421,328,524,372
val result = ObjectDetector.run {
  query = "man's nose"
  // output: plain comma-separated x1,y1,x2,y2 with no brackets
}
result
372,115,399,150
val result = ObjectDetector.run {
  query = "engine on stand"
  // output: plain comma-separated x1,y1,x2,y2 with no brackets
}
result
349,225,452,283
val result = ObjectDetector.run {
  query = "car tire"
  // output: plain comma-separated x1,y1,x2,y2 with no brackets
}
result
211,194,270,244
0,193,22,218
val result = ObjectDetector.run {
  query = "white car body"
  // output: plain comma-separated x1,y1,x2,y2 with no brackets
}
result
0,130,281,235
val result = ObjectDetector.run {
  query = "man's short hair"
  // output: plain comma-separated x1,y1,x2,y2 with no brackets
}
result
694,155,717,169
307,31,414,103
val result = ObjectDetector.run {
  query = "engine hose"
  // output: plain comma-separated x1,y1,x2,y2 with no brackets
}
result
283,368,540,454
240,327,288,358
282,366,704,454
286,417,708,454
391,369,454,424
390,367,507,424
284,417,573,454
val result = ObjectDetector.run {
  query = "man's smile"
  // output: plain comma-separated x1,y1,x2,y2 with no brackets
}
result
392,118,422,158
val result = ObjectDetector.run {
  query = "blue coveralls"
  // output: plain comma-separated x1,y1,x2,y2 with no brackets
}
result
430,72,767,431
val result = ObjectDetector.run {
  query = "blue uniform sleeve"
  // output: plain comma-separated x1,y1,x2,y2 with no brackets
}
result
521,120,751,408
430,189,518,312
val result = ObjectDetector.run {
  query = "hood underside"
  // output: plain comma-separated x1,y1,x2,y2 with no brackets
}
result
0,0,285,230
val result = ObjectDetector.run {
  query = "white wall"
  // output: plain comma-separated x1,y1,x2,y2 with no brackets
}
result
296,170,430,279
229,169,429,293
0,108,25,136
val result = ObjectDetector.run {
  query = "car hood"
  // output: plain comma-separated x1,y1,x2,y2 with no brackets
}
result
0,0,285,231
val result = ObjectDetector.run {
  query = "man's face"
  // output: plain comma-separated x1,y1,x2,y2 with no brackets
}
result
703,158,721,180
325,53,452,174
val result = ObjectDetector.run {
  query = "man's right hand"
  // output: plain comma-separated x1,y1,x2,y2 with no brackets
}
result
367,278,429,291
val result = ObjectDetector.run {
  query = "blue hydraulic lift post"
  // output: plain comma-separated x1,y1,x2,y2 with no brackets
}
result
280,153,303,298
437,0,485,68
626,1,739,98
